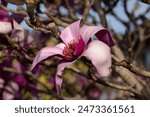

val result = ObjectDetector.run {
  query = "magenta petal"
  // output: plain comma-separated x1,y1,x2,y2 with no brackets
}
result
0,21,12,33
83,40,111,77
55,61,73,96
31,46,63,71
80,25,114,47
14,75,27,87
60,20,81,44
95,29,114,47
74,36,85,56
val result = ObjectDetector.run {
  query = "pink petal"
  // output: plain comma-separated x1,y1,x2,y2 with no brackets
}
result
83,40,111,77
11,20,25,42
60,20,81,44
24,34,33,46
13,19,23,30
31,46,63,71
0,21,12,33
55,61,73,96
80,25,114,47
55,43,66,49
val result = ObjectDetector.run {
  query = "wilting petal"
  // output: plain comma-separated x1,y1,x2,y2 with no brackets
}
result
60,20,81,44
83,40,111,77
31,46,64,71
55,61,73,96
0,21,12,33
80,25,114,47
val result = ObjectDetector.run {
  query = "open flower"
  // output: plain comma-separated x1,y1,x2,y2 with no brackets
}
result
31,20,114,95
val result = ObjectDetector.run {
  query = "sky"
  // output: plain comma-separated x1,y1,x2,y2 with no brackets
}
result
106,0,150,34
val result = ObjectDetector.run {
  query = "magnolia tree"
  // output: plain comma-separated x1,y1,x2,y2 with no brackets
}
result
0,0,150,99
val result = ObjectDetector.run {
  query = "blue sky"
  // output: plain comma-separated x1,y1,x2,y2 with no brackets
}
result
106,0,150,34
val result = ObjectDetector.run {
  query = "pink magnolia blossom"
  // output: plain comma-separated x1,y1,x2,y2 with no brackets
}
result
31,20,114,95
11,20,33,46
0,9,12,33
0,9,26,42
0,9,33,46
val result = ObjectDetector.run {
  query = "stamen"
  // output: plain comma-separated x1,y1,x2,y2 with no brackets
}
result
63,40,78,60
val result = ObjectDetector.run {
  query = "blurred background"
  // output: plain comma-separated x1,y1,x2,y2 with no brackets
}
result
0,0,150,99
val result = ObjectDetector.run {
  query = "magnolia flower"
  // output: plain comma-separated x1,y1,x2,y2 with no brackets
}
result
31,20,114,95
11,20,34,47
0,9,25,40
0,9,12,34
0,9,32,46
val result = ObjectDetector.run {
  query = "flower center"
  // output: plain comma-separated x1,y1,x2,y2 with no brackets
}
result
63,40,78,60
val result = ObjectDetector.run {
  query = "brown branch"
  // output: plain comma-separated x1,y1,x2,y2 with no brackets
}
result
94,0,107,27
45,11,69,27
65,0,77,20
26,3,59,37
66,67,136,93
82,0,94,23
113,57,150,79
0,4,27,16
111,46,150,99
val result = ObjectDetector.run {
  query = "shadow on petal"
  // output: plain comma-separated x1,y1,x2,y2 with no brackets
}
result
83,40,111,77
